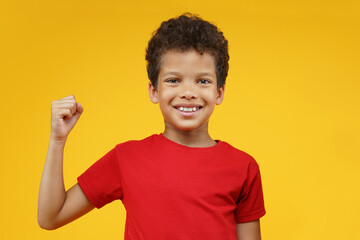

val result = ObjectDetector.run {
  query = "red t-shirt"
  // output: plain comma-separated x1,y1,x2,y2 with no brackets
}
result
78,134,266,239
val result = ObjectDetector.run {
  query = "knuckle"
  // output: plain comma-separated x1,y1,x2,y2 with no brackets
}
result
71,103,76,110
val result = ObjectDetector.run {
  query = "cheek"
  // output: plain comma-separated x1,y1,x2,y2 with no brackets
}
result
158,91,176,116
158,89,175,103
203,90,218,104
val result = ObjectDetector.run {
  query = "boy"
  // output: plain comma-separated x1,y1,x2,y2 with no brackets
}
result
38,13,266,239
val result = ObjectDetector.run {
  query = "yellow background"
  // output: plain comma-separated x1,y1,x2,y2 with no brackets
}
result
1,0,359,239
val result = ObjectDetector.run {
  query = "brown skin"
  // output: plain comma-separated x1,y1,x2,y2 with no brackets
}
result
149,49,262,239
148,49,224,147
37,95,94,230
237,220,262,240
38,52,262,239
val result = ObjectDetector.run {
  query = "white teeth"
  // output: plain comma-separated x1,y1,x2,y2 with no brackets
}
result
178,107,198,112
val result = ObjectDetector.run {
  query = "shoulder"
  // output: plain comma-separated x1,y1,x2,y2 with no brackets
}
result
114,134,158,151
220,141,259,169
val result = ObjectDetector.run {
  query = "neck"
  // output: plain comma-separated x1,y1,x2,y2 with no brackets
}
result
162,121,217,148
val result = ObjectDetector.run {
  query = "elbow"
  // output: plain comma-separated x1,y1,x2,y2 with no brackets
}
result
37,214,59,230
38,220,58,231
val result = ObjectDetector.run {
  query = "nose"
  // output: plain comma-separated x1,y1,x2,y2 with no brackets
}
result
180,82,198,100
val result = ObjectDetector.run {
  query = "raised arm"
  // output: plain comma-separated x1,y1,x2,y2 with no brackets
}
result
37,95,94,230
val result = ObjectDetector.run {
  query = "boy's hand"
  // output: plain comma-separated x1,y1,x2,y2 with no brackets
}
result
50,95,84,142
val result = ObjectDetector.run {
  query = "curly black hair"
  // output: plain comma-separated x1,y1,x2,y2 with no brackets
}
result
145,13,229,89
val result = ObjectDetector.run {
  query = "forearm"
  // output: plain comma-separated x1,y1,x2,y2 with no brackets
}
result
37,137,67,229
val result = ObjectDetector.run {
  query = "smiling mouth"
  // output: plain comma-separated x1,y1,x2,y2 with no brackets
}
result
174,106,202,113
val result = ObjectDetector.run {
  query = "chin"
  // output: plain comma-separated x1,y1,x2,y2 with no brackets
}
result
174,123,206,132
164,118,208,132
178,126,198,131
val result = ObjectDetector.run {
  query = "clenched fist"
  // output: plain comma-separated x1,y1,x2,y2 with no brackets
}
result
50,95,84,142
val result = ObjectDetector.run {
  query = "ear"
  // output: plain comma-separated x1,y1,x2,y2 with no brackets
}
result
148,82,159,104
215,86,225,105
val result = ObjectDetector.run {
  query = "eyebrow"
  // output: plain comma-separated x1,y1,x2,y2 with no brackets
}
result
162,71,215,78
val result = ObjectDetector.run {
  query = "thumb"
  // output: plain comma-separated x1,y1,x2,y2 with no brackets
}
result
66,102,83,129
73,102,84,119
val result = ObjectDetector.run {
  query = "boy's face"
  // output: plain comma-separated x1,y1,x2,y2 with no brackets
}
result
148,49,224,131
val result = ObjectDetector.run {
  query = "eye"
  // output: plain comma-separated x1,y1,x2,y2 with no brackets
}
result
166,78,179,83
198,79,211,84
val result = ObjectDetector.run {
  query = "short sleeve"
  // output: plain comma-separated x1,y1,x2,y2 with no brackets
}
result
77,147,123,209
235,160,266,223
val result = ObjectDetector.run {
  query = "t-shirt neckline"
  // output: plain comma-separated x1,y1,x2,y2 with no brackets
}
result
155,133,225,152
